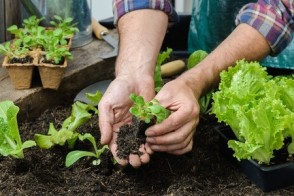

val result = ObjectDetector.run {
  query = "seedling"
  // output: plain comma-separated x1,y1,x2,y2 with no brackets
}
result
50,15,79,38
65,133,109,167
129,93,171,124
0,41,29,59
34,101,98,149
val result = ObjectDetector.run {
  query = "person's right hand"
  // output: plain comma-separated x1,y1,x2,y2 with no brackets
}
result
98,74,155,168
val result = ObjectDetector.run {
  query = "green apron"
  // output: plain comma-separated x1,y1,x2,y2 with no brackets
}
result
188,0,294,69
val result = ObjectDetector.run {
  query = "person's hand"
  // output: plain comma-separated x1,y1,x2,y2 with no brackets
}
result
98,75,155,168
145,78,200,155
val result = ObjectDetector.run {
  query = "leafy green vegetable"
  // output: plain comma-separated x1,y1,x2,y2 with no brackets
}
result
129,93,171,124
211,60,294,164
154,48,173,92
187,50,212,114
0,41,29,59
85,90,103,106
50,15,79,39
0,100,36,159
65,133,109,167
187,50,208,69
34,101,98,149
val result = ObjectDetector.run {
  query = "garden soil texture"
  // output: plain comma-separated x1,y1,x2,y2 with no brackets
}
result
1,104,294,195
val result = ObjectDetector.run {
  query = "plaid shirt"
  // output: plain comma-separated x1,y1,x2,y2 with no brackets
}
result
113,0,294,55
112,0,178,24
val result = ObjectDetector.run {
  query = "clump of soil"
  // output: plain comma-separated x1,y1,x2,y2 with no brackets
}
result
116,117,152,159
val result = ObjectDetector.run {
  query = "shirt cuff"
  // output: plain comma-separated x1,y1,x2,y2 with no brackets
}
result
113,0,178,25
235,1,293,55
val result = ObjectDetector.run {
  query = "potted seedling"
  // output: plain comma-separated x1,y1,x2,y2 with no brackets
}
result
1,15,77,90
0,40,35,89
38,31,74,89
211,60,294,191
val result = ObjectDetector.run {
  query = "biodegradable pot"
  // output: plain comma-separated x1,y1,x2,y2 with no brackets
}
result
2,55,35,90
214,124,294,192
38,57,68,90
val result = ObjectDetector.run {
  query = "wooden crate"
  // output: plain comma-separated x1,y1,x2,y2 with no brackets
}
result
0,0,21,42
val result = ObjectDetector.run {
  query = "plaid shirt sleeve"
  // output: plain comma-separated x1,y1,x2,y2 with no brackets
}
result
236,0,294,55
112,0,178,25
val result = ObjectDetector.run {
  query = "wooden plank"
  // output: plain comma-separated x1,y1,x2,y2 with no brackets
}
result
4,0,21,41
0,0,5,42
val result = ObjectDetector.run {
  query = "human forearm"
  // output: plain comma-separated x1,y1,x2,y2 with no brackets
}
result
115,9,168,78
179,23,271,99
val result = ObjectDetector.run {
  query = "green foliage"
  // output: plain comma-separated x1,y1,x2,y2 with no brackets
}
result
154,48,173,92
0,41,29,59
65,133,109,167
34,90,113,167
187,50,212,114
50,15,79,38
129,93,171,124
45,45,73,65
22,15,45,30
34,101,98,149
211,60,294,164
1,15,77,64
0,101,36,159
85,91,103,106
187,50,208,69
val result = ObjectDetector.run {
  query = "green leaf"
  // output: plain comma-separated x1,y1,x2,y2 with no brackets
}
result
65,150,96,167
86,90,103,106
187,50,208,69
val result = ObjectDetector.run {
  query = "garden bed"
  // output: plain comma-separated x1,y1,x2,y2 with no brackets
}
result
1,104,294,195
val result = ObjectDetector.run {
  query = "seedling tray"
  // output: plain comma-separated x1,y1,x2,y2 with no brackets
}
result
214,124,294,192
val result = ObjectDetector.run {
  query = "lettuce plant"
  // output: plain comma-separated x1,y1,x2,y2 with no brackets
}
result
34,101,98,149
129,93,171,124
211,60,294,164
154,48,173,92
0,100,36,159
65,133,109,167
187,50,213,114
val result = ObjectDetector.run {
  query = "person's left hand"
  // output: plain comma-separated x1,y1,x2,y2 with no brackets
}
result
145,78,200,155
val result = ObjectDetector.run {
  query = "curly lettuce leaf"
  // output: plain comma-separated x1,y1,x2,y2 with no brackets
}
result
211,60,294,164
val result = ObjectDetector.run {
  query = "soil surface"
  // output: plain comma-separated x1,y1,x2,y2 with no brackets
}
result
1,102,294,195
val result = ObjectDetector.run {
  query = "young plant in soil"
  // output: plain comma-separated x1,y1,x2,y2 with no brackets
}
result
0,101,36,159
0,41,31,64
116,93,171,160
34,101,98,149
35,91,112,167
115,48,173,160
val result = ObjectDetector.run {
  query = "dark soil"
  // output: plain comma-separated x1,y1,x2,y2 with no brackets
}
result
1,103,294,195
116,117,151,159
10,56,33,64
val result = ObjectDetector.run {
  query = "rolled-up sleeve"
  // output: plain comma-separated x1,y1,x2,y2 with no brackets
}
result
236,0,294,55
112,0,178,25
